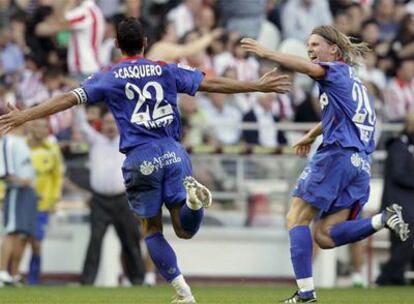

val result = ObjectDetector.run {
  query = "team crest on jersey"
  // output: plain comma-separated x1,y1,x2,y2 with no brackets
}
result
351,153,362,167
140,161,155,176
319,92,329,110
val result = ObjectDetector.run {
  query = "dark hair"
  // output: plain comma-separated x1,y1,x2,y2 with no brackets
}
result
116,17,145,56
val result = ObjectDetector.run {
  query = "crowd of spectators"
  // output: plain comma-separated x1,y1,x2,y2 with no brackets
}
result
0,0,413,152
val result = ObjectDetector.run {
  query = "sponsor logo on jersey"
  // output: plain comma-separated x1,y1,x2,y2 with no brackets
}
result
139,152,182,175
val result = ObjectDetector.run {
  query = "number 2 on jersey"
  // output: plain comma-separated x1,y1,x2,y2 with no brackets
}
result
352,81,376,143
125,81,174,129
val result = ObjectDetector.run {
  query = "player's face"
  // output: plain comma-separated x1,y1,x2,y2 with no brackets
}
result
30,119,49,141
307,34,337,63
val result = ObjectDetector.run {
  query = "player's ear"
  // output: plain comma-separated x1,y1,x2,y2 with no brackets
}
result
114,38,119,49
331,44,340,57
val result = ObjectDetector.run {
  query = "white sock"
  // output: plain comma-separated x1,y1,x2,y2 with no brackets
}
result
297,277,315,293
352,272,363,285
171,274,192,297
371,213,384,230
144,272,156,284
0,271,12,281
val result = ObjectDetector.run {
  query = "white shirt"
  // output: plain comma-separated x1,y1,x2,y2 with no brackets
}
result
167,3,195,38
384,78,414,122
282,0,333,41
0,135,36,182
202,97,242,145
65,0,105,75
252,103,278,148
77,109,125,195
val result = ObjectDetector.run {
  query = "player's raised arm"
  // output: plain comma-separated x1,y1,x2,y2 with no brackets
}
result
198,68,291,94
0,92,78,135
241,38,326,79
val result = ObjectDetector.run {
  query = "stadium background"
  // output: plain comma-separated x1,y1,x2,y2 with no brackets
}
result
0,0,414,301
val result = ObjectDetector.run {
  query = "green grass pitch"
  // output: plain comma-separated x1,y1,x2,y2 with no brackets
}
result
0,285,413,303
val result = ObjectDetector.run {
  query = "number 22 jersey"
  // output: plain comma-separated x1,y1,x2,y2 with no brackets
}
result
72,55,205,154
316,61,376,154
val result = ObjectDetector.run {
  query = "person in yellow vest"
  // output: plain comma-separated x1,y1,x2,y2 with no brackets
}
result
27,118,63,285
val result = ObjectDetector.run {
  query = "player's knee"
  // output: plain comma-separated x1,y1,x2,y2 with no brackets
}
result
286,212,298,230
175,229,193,240
314,228,335,249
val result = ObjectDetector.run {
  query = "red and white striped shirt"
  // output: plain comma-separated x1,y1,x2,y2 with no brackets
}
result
384,78,414,122
65,0,105,75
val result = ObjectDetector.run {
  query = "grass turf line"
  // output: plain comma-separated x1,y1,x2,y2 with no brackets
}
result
0,285,413,303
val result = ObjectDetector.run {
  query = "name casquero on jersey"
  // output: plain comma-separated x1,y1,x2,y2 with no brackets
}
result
71,56,204,154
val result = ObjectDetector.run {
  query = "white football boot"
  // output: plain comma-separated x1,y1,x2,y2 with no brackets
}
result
183,176,212,209
171,294,197,304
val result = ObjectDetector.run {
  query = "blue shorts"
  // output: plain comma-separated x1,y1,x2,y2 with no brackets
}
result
4,186,38,236
122,138,192,218
292,144,371,218
34,211,49,241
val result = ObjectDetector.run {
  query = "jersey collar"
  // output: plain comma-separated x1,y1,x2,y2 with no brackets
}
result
119,55,145,62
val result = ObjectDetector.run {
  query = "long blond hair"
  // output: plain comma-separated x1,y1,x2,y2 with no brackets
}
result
311,25,371,66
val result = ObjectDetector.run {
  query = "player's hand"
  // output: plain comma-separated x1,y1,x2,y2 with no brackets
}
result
292,134,316,157
240,38,269,58
257,68,291,93
0,102,27,135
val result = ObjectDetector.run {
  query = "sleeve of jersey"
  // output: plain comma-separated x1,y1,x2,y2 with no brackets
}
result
317,62,342,84
65,6,88,30
172,64,205,96
71,72,105,105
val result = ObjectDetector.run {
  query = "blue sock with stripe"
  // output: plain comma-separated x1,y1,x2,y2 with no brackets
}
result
289,225,315,298
144,232,181,282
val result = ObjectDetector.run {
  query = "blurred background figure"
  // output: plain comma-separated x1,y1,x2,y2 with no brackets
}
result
384,59,414,122
281,0,333,42
75,108,145,286
0,126,37,286
35,0,105,80
376,113,414,286
26,118,64,285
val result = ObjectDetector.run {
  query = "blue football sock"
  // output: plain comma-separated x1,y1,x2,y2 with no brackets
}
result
180,204,204,236
289,226,314,296
330,218,376,247
28,254,40,285
145,232,181,282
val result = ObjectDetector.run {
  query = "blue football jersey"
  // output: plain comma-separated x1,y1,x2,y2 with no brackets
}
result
72,56,205,153
316,61,376,153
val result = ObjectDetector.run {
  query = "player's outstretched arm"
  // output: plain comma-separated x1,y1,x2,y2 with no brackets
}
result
240,38,326,79
0,92,78,135
292,122,322,157
198,68,291,94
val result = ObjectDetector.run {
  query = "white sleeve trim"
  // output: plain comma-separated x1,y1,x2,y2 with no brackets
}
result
71,88,88,104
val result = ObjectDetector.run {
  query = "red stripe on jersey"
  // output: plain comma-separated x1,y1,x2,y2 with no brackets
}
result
88,7,101,68
69,15,86,26
72,34,81,73
349,201,361,220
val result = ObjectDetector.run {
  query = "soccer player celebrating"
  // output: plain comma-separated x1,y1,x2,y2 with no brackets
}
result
241,26,410,303
0,18,290,303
